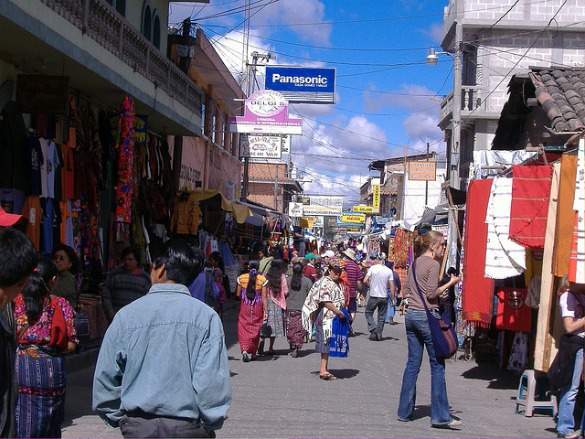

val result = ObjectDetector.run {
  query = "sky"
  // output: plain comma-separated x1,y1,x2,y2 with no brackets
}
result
169,0,453,206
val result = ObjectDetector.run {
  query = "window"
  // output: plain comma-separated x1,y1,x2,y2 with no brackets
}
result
142,4,152,41
153,14,161,49
105,0,125,16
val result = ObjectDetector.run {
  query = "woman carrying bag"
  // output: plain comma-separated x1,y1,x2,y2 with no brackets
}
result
14,259,78,438
397,231,460,430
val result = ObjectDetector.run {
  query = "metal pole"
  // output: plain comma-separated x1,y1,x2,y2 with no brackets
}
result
425,142,429,206
450,21,463,190
241,52,257,201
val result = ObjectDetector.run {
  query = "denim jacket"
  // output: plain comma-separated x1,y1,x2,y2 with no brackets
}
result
92,283,231,431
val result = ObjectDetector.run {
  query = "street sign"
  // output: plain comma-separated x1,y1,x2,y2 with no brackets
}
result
229,90,302,135
265,66,336,104
408,161,437,181
339,213,366,224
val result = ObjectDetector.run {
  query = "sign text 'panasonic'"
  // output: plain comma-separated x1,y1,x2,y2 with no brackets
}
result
265,66,335,104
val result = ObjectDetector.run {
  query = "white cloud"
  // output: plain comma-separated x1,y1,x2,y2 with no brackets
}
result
403,112,443,140
364,84,442,115
426,23,444,45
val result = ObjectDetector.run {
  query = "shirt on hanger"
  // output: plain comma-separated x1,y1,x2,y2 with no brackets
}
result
39,138,61,199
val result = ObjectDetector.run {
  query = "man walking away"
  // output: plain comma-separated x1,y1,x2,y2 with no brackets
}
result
0,227,38,438
93,239,231,438
341,249,363,325
364,256,395,341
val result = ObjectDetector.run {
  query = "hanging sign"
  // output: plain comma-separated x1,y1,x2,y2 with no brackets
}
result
408,161,437,181
353,204,375,214
288,202,304,217
339,213,366,224
372,178,381,212
229,90,302,135
265,66,336,104
302,195,344,216
244,135,283,158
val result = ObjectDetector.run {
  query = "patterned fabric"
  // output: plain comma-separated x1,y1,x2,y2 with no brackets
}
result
265,300,285,338
14,295,78,347
238,293,264,354
392,229,414,269
570,139,585,283
114,96,135,224
342,259,362,298
302,276,345,340
329,308,350,358
286,310,306,349
15,350,66,438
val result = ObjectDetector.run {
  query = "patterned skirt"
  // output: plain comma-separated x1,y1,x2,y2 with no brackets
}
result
15,347,66,438
238,300,264,353
265,300,285,338
286,310,306,348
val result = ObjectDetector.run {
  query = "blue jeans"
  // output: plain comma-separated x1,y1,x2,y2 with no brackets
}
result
558,348,584,435
397,309,451,425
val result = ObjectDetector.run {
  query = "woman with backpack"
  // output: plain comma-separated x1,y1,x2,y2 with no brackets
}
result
14,259,78,438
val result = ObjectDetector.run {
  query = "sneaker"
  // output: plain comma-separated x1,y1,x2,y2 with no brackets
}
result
432,418,463,430
289,348,299,358
557,430,580,439
376,332,383,341
369,331,378,341
242,352,251,362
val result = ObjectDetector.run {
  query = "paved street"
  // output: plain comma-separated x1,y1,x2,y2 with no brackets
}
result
63,303,554,438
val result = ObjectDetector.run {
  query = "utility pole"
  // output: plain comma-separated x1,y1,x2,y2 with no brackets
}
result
450,21,463,190
425,141,430,206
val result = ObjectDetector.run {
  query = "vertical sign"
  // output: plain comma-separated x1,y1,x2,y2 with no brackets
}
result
372,178,381,212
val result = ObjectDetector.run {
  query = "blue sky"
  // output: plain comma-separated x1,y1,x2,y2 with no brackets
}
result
170,0,452,204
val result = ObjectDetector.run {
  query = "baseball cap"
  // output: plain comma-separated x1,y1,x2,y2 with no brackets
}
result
0,207,22,227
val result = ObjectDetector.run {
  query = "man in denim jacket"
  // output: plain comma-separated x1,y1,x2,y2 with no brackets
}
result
93,240,231,438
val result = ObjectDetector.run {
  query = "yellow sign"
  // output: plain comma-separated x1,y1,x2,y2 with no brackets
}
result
300,217,317,228
340,213,366,224
353,205,375,214
372,181,381,211
408,161,437,181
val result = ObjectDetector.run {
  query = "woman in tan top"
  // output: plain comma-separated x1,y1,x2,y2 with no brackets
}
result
397,230,461,430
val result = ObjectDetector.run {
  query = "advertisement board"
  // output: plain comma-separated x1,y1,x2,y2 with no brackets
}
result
243,135,283,158
408,161,437,181
265,66,336,104
372,178,381,212
353,204,375,214
302,195,343,217
229,90,302,135
339,213,366,224
288,202,304,217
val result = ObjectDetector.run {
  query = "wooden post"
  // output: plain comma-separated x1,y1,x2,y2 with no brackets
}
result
534,161,560,372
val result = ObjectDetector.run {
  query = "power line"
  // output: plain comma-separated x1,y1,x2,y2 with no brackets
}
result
489,0,521,29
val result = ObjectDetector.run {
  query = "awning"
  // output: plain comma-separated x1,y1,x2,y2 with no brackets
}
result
190,190,252,224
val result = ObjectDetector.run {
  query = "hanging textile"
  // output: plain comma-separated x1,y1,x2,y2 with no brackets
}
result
495,288,532,333
553,154,577,277
462,179,494,326
509,165,552,248
569,139,585,283
507,332,529,374
484,177,526,279
114,96,135,225
392,228,413,268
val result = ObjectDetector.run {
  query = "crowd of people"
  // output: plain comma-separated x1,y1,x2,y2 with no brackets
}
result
4,206,585,438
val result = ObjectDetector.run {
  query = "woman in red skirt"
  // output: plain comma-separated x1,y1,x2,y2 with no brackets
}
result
236,261,268,362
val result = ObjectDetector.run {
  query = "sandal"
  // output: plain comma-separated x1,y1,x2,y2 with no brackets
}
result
319,373,337,381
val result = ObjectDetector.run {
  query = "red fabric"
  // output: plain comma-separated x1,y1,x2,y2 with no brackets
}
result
495,289,532,333
303,265,317,282
49,296,69,351
509,165,553,248
237,300,264,353
462,179,494,326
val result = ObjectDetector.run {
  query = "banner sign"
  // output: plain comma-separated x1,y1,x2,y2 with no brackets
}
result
339,213,366,224
353,204,375,214
229,90,302,135
372,178,381,212
408,161,437,181
302,195,343,216
265,66,335,104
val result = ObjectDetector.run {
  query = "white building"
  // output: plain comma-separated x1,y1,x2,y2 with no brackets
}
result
439,0,585,188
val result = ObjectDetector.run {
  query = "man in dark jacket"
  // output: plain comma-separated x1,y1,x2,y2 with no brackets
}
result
0,224,37,437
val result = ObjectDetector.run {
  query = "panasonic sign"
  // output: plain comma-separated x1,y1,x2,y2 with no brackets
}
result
265,66,335,104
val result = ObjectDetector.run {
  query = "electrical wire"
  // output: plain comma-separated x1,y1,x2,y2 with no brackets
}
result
489,0,521,30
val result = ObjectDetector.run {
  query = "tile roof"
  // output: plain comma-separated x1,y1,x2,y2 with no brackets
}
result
530,67,585,132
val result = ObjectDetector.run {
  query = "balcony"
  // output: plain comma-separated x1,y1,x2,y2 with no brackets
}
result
0,0,202,135
439,85,487,127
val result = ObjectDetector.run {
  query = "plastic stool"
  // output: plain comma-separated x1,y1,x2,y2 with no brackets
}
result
515,369,557,417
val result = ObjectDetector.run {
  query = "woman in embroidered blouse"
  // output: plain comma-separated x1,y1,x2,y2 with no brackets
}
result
236,261,268,362
14,259,78,438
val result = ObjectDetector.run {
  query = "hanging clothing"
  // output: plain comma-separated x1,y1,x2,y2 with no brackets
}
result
26,135,44,196
171,193,201,235
485,177,526,279
462,179,495,326
495,288,532,333
39,138,60,200
114,96,135,225
553,154,577,277
23,196,42,250
570,140,585,284
509,165,552,248
507,332,529,374
61,129,76,200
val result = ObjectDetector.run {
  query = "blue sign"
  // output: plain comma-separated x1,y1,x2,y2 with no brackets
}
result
265,67,336,104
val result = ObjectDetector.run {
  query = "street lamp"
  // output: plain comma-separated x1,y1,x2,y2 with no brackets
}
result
426,48,453,64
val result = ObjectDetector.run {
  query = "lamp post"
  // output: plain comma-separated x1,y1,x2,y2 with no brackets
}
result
427,21,462,190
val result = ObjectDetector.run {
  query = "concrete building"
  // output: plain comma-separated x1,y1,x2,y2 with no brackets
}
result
0,0,208,136
247,161,302,213
439,0,585,188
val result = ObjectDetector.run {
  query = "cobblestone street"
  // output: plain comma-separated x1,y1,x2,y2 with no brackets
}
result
63,304,554,438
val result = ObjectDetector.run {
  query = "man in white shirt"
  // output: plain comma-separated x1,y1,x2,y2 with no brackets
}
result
364,256,395,341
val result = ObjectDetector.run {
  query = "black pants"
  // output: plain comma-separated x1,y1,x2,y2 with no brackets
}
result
120,415,215,438
365,296,388,336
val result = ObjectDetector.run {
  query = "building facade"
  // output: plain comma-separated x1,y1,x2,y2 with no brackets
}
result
247,162,302,213
440,0,585,188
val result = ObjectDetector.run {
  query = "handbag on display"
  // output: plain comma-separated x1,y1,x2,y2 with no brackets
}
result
411,261,457,359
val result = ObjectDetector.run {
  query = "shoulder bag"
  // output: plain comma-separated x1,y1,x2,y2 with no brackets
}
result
411,260,457,359
49,296,69,351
